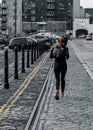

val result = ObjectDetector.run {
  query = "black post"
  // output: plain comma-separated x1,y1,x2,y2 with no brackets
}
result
39,42,42,56
27,44,30,68
4,48,9,89
31,43,34,64
34,43,36,61
40,44,43,56
21,45,25,73
37,43,40,58
36,42,39,59
14,46,18,79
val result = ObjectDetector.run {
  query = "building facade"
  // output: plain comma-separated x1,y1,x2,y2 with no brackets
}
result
55,0,73,30
85,8,93,24
1,0,7,35
1,0,22,38
73,0,80,18
73,18,93,38
22,0,73,30
79,6,85,18
1,0,79,37
22,0,48,22
0,3,2,34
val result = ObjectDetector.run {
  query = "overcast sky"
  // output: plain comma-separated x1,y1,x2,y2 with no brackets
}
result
0,0,93,8
80,0,93,8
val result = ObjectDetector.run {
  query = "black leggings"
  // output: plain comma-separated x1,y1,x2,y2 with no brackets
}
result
54,63,67,92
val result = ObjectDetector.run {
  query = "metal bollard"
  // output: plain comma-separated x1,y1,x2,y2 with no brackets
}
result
38,43,41,57
36,42,39,59
31,43,34,64
4,48,9,89
14,46,18,79
39,42,42,56
21,45,25,73
41,44,43,55
26,44,30,68
33,43,36,61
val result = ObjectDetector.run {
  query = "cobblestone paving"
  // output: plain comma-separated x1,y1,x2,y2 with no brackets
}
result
38,45,93,130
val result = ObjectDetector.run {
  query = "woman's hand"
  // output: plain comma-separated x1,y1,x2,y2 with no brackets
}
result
57,44,64,51
60,47,64,51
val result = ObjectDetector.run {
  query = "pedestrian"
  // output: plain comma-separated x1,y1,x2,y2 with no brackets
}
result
64,35,68,46
50,36,69,100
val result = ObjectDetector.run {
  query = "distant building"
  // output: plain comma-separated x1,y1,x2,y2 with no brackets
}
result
22,0,74,32
73,18,93,38
1,0,22,38
73,0,80,18
85,8,93,17
0,3,2,34
1,0,7,35
55,0,73,30
1,0,81,37
79,6,85,18
85,8,93,24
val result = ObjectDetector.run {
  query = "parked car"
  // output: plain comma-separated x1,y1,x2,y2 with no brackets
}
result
42,32,59,44
78,34,86,38
8,37,37,51
28,33,51,49
86,35,92,40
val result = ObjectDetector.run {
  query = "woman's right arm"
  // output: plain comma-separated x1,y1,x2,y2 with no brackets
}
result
65,47,69,60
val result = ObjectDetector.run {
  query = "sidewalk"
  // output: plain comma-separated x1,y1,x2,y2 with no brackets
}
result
38,44,93,130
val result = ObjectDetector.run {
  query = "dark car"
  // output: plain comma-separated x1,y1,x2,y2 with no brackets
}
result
8,37,37,50
28,33,51,49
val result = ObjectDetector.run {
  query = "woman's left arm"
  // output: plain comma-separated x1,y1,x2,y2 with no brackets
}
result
65,47,69,60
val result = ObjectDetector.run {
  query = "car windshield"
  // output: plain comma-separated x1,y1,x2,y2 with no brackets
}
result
35,36,45,39
12,38,26,44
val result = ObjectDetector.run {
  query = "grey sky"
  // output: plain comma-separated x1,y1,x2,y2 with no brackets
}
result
80,0,93,8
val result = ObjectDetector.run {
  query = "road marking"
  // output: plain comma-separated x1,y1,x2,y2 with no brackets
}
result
0,53,49,121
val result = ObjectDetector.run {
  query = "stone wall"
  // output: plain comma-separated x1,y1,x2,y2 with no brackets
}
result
73,18,92,37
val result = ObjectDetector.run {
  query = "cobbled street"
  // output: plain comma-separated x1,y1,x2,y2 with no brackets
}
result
38,40,93,130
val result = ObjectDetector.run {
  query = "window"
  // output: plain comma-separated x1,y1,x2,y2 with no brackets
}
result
31,10,35,15
31,3,35,8
89,16,93,24
31,16,35,21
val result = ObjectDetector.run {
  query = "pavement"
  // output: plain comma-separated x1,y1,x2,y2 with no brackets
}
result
38,40,93,130
69,39,93,80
